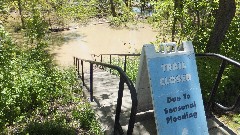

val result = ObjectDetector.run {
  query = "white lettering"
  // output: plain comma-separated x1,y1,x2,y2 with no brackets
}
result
161,62,187,72
160,74,191,86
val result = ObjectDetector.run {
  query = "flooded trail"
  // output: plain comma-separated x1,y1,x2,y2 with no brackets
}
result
52,22,158,67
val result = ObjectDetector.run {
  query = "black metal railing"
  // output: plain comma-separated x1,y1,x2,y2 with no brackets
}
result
74,53,240,134
196,53,240,113
73,57,138,135
92,53,240,114
92,54,141,73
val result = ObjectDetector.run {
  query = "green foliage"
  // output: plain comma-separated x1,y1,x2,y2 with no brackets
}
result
106,56,139,82
72,102,103,134
0,27,66,127
149,0,240,107
109,16,123,27
24,3,48,43
0,1,103,133
47,0,97,26
149,0,174,27
1,0,98,30
0,0,112,134
194,1,240,105
0,23,102,134
21,120,77,135
233,114,240,124
149,0,219,44
96,0,111,17
72,103,94,129
108,0,136,27
126,57,139,82
4,87,101,134
0,0,9,22
196,58,221,101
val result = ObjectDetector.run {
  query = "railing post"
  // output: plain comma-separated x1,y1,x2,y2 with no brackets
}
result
90,63,94,102
77,58,80,78
110,55,112,73
99,55,103,70
74,57,76,67
207,60,227,113
81,60,85,86
124,56,127,72
114,75,124,134
94,54,96,61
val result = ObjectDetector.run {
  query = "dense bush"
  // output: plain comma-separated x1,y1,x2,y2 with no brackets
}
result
0,25,77,129
0,13,103,133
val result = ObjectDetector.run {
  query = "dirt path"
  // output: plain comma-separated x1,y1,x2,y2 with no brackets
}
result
52,22,158,67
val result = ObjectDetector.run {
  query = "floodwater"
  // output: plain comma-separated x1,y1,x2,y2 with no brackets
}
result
52,21,158,67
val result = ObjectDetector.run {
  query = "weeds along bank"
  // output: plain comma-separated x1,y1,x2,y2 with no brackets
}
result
0,23,102,134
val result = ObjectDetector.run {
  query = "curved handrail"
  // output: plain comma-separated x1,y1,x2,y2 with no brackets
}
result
196,53,240,68
196,53,240,111
93,53,240,112
92,53,141,57
75,53,240,134
74,57,138,135
92,54,140,73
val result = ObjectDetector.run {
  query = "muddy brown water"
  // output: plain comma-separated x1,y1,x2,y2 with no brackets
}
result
52,22,158,67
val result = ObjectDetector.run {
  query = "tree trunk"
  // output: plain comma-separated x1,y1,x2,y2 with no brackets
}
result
128,0,131,8
205,0,236,53
196,10,200,29
172,17,177,42
125,0,128,7
140,0,145,13
17,0,25,28
110,0,117,17
172,0,183,42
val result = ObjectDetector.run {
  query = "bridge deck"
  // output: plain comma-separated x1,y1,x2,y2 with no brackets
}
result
82,68,237,135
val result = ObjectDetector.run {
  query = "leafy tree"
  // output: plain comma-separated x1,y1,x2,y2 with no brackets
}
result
172,0,183,42
150,0,240,105
206,0,236,53
0,0,10,23
17,0,25,28
0,0,98,30
110,0,117,17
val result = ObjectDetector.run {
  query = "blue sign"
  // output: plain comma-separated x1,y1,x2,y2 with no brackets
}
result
148,52,208,134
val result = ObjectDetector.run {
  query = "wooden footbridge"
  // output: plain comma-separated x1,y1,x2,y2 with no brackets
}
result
74,53,240,135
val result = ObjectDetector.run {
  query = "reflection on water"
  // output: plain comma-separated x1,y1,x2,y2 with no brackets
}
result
132,7,153,16
132,7,141,13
